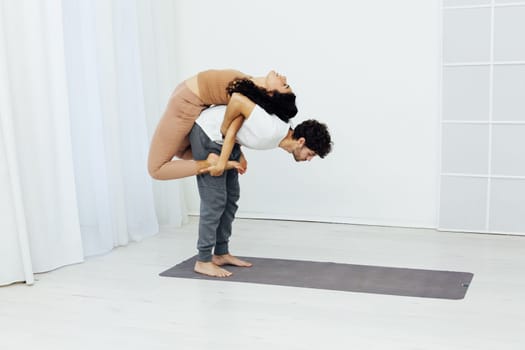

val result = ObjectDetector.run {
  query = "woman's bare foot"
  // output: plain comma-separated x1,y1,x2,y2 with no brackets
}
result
212,254,253,267
194,261,232,277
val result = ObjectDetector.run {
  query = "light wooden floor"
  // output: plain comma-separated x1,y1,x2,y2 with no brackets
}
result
1,217,524,350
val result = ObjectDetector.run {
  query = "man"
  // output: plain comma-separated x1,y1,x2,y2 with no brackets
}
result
189,104,332,277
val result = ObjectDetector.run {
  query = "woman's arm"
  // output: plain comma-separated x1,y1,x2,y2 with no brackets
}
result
204,93,255,176
207,116,245,176
220,93,255,136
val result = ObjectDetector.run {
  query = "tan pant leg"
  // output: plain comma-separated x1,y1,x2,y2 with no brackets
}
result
148,83,206,180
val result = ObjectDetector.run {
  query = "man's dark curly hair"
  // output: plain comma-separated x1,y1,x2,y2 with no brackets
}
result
226,78,297,123
293,119,333,158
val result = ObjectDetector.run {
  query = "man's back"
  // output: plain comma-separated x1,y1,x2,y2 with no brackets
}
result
196,105,290,150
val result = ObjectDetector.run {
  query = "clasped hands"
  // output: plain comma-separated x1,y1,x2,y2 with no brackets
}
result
200,154,248,177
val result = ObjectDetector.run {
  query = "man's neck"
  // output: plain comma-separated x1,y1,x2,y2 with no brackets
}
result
278,129,295,153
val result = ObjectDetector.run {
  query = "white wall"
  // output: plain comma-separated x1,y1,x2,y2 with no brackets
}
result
175,0,441,228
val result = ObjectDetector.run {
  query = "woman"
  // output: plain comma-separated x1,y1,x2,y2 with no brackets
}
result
147,69,297,180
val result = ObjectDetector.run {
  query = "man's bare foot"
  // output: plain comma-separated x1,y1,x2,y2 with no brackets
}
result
194,261,232,277
212,254,253,267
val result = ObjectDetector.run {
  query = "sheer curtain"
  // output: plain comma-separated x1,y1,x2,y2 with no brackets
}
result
0,0,183,287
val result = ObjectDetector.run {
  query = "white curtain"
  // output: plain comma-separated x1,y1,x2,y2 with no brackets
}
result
0,0,183,287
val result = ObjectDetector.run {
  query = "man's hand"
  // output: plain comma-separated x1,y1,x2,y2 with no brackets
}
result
198,156,246,176
207,164,226,177
238,153,248,174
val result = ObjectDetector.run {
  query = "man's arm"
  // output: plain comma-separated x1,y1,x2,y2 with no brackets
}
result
207,116,245,176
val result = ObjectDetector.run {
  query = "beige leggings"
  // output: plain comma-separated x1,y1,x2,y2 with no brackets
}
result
148,82,207,180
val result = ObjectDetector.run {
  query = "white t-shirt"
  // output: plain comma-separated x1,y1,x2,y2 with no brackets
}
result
195,105,290,150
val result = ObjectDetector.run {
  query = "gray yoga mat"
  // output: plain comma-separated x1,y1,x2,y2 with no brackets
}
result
160,255,473,300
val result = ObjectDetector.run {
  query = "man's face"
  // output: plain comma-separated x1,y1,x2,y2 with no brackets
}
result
292,144,317,162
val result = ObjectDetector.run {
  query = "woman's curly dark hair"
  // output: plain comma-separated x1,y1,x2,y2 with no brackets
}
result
293,119,333,158
226,78,297,123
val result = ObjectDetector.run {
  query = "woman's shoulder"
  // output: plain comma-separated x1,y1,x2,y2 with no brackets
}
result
199,69,248,78
229,93,256,118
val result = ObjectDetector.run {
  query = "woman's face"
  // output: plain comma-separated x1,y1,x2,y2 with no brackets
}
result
266,70,292,93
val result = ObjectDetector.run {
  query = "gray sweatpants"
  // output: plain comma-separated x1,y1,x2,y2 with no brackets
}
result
189,124,241,262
